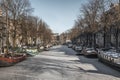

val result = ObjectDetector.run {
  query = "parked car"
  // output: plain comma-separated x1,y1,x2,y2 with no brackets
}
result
82,48,98,57
98,48,120,71
68,43,73,48
72,44,76,50
98,48,120,64
75,45,82,52
40,46,44,50
22,45,27,49
44,45,50,51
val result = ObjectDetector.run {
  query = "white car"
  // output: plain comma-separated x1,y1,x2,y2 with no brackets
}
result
40,46,44,50
75,46,82,52
98,49,120,64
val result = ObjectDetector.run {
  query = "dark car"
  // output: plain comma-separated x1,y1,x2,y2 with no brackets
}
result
82,48,98,57
68,43,73,48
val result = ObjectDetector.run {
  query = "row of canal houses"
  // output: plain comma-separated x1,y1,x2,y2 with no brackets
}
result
0,8,42,53
73,4,120,49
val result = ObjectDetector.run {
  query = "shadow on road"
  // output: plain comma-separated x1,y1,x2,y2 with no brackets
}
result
73,56,120,78
47,45,120,78
50,45,77,56
16,57,81,77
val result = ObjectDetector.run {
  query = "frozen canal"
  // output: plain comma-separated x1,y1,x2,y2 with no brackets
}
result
0,45,120,80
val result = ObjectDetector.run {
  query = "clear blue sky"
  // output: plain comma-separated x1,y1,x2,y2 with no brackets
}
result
30,0,87,34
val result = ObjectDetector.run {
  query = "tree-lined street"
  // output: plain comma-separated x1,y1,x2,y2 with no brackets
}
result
0,45,119,80
0,0,120,80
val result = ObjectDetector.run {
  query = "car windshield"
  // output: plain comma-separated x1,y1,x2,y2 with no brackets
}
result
86,48,94,50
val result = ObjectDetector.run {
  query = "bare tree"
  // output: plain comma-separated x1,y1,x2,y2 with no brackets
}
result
37,19,53,46
79,0,100,48
0,0,32,48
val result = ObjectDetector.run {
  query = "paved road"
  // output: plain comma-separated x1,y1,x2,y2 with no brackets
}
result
0,45,120,80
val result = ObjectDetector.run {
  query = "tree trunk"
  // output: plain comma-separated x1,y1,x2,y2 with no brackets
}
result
13,17,17,48
86,33,88,46
103,27,106,48
115,28,119,51
93,33,96,49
